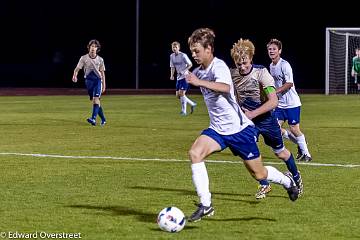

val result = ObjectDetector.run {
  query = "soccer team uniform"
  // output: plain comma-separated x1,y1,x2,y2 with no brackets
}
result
230,65,284,152
170,51,192,91
269,58,302,125
192,57,259,160
76,54,105,100
352,56,360,83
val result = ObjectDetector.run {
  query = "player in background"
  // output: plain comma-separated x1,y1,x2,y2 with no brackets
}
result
230,38,303,199
72,39,106,126
351,47,360,92
170,41,197,115
267,39,312,162
185,28,299,223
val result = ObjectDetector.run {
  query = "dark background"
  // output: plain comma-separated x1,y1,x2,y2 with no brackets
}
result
0,0,356,91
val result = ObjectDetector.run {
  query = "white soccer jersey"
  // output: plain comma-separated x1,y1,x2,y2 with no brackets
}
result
76,54,105,79
269,58,301,109
193,57,253,135
170,51,192,80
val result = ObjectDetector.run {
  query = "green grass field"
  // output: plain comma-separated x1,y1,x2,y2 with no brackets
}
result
0,94,359,239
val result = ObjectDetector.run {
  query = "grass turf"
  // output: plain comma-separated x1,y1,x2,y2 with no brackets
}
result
0,94,359,239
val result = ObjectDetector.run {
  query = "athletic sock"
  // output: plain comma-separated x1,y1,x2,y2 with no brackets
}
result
191,162,211,206
98,106,106,122
180,96,187,113
284,154,300,182
265,165,292,189
91,104,100,120
184,95,196,106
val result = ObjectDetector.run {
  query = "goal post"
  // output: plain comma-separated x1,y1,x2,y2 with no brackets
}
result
325,28,360,95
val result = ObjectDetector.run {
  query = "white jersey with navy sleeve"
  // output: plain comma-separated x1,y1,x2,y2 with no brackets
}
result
170,51,192,80
269,58,301,108
76,54,105,79
192,57,254,135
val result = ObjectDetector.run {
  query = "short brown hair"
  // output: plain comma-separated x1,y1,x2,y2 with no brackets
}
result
171,41,180,47
188,27,215,53
267,38,282,50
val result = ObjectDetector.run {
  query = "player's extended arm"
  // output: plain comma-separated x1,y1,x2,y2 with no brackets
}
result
185,72,230,93
276,82,293,95
101,71,106,93
72,68,80,82
170,67,175,80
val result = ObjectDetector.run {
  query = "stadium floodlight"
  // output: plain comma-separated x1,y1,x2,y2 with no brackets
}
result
326,28,360,95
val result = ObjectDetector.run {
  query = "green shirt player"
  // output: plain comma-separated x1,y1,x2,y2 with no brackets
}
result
351,47,360,92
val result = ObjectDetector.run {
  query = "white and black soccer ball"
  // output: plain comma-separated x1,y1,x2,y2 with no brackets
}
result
157,206,186,233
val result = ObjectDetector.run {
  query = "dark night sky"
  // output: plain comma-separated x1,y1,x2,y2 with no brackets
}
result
0,0,357,90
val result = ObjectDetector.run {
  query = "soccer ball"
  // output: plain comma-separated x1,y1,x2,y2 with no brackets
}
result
157,206,186,233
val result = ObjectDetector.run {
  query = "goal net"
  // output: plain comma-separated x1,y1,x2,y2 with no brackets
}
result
326,28,360,94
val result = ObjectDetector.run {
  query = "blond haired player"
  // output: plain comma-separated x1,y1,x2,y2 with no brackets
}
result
230,38,303,199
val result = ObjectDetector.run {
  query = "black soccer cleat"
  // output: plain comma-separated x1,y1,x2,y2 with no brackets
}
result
296,146,304,160
188,203,214,222
295,171,304,196
284,172,299,201
286,171,304,196
302,154,312,162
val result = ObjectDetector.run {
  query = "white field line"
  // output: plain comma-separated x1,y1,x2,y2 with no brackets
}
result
0,152,359,168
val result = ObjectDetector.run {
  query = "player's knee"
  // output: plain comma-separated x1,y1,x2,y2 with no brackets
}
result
188,149,202,163
93,98,100,105
275,148,290,161
245,161,267,180
289,125,302,136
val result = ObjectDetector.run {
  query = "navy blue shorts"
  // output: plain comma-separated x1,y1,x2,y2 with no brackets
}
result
85,72,102,100
253,113,284,152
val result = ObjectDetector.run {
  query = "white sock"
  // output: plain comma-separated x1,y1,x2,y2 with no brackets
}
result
265,166,292,188
296,135,311,156
282,129,289,139
183,95,196,106
285,129,298,144
180,96,187,113
191,162,211,206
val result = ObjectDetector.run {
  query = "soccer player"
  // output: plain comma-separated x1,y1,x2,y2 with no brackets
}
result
170,41,197,115
267,39,312,161
185,28,299,223
351,47,360,92
230,38,303,199
72,39,107,126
